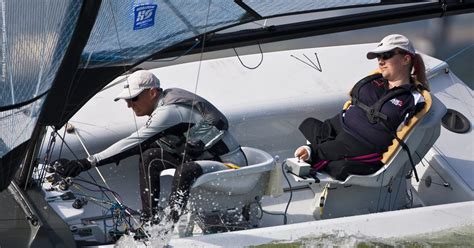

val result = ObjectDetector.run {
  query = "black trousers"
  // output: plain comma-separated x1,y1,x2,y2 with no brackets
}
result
138,148,203,222
299,114,383,180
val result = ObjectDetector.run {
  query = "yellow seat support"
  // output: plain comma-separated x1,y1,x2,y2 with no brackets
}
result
381,89,431,164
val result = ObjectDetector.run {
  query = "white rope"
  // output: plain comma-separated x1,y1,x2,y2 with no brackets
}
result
179,0,212,167
72,129,123,203
105,0,151,234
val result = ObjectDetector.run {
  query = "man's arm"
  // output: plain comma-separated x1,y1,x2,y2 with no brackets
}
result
91,105,187,166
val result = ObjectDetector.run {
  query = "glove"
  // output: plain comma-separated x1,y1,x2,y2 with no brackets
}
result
54,158,92,178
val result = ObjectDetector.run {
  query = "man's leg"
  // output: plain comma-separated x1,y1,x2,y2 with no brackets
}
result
139,148,180,217
167,160,232,223
167,162,204,223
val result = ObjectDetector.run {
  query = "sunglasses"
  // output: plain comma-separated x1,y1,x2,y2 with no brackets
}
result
129,95,139,102
126,88,154,102
376,51,397,60
376,50,409,60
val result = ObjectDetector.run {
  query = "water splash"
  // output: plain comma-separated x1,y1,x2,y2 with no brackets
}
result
251,225,474,248
115,206,177,248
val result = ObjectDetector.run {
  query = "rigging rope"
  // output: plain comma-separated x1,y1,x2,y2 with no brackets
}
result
178,0,212,168
428,43,474,77
52,128,114,203
37,131,57,185
27,129,56,190
233,43,264,70
73,178,124,203
154,39,201,63
105,2,151,231
72,128,121,203
417,150,453,189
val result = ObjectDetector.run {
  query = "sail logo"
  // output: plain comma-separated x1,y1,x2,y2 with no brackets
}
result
133,4,157,30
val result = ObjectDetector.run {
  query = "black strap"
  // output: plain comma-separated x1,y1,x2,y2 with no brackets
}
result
353,99,388,124
351,76,412,124
206,139,230,160
351,73,386,124
379,120,419,182
372,87,411,116
349,73,420,181
350,73,383,100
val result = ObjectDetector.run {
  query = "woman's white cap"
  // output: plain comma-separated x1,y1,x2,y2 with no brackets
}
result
367,34,416,59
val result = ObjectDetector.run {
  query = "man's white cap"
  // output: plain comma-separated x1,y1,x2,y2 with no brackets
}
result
114,70,160,101
367,34,416,59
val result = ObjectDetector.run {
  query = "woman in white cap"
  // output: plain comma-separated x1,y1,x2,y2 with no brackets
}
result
54,70,247,230
295,34,428,180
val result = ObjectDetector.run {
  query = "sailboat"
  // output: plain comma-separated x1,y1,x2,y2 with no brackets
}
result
0,1,472,247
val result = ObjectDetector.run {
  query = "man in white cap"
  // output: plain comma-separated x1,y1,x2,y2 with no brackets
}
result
113,69,162,116
55,69,247,227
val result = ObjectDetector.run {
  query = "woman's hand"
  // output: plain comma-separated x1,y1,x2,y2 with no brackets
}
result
294,146,309,161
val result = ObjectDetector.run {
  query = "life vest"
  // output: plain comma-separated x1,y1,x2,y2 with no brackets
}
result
349,73,415,125
347,73,424,181
158,88,230,160
160,88,228,131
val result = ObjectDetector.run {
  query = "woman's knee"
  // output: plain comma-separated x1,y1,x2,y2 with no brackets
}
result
299,118,322,131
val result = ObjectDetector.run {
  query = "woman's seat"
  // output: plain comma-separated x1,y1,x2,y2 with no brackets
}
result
304,91,447,220
315,90,446,187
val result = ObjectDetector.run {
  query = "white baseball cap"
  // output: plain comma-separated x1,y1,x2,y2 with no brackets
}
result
367,34,416,60
114,70,160,101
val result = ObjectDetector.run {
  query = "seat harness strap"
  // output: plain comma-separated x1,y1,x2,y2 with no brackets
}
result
350,73,419,182
351,74,412,124
379,120,420,182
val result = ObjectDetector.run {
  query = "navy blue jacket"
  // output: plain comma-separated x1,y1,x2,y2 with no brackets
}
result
343,77,425,150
